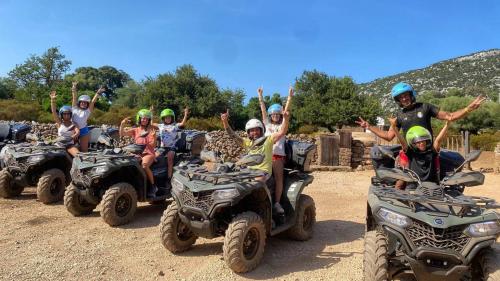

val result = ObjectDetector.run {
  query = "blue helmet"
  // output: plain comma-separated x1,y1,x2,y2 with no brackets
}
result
391,82,416,106
268,104,283,115
59,105,72,119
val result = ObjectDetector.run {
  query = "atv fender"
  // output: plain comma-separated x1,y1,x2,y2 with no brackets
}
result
285,173,314,211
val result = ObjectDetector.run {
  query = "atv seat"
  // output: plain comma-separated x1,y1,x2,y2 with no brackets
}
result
0,123,10,142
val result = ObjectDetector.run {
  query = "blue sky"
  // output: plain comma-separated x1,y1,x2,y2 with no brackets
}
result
0,0,498,100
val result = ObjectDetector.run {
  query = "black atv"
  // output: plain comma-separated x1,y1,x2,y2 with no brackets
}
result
158,139,317,273
0,127,117,203
65,130,206,226
364,147,500,281
0,122,31,170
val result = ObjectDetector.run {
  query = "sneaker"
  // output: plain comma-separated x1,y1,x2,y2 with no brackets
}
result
274,202,285,214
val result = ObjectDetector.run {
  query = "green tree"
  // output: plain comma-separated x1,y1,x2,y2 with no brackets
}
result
293,70,380,131
0,78,16,99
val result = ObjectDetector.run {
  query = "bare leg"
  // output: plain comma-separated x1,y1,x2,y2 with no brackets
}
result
273,159,284,203
142,155,155,185
67,146,80,157
167,151,175,179
79,134,90,152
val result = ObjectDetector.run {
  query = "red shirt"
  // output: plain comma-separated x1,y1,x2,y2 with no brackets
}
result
131,127,156,156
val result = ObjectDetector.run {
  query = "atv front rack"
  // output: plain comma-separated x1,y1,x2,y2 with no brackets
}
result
373,186,500,212
176,164,265,184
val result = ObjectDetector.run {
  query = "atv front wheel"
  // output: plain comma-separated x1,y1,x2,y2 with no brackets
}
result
478,246,500,281
159,201,197,253
64,183,97,216
37,168,66,204
286,194,316,240
101,183,137,226
0,170,24,198
223,211,266,273
363,230,389,281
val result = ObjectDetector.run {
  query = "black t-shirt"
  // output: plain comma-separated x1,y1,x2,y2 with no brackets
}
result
396,102,439,137
406,148,439,183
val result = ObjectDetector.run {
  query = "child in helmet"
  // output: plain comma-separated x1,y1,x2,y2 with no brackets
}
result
49,91,80,157
151,107,189,181
119,109,158,197
257,86,293,214
221,109,290,211
389,117,451,189
71,82,106,152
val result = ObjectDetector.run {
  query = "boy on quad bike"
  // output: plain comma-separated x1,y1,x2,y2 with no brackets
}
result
150,107,189,186
389,117,451,189
119,109,158,197
220,108,290,213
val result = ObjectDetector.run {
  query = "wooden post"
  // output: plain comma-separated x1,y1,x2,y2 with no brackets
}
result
318,134,339,166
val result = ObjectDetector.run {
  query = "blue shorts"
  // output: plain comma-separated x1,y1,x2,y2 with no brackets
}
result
79,126,90,137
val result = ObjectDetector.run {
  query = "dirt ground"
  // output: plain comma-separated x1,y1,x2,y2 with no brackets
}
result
1,153,499,281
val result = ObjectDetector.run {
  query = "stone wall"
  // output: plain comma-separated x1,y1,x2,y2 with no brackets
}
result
495,142,500,174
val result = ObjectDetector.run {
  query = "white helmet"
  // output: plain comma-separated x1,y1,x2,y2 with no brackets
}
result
245,119,264,134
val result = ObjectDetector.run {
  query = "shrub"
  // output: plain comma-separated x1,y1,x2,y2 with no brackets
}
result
0,99,44,121
186,117,224,131
296,124,318,135
470,131,500,151
90,106,138,126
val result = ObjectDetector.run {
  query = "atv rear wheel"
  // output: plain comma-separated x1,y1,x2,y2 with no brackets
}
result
0,170,24,198
363,230,389,281
101,183,137,226
478,246,500,281
286,194,316,241
223,211,266,273
37,168,66,204
159,201,197,253
64,183,96,216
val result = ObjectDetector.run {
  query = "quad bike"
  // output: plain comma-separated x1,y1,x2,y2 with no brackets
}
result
65,130,205,226
364,146,500,281
0,122,31,170
158,139,317,273
0,127,118,203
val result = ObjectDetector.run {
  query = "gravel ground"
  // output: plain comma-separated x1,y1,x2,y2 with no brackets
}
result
1,161,499,281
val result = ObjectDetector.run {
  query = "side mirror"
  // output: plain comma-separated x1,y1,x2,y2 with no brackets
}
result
465,150,481,163
377,146,396,160
236,154,264,167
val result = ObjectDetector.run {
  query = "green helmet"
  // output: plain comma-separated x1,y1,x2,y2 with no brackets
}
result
136,109,152,125
406,126,432,149
160,108,175,121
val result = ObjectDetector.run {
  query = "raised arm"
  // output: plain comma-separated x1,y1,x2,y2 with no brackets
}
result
283,86,293,113
119,117,134,138
89,86,106,112
389,117,407,151
356,117,396,141
178,107,189,128
272,111,290,143
50,91,61,127
221,109,244,147
433,121,451,152
71,82,78,108
436,96,486,121
257,87,267,123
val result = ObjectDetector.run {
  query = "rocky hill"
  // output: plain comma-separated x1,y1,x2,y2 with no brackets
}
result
359,49,500,104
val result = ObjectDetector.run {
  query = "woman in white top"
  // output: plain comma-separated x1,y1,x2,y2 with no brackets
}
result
71,82,106,152
50,91,80,157
257,86,293,214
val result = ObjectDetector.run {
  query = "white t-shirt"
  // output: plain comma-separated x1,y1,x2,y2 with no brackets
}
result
58,123,76,145
264,120,286,156
158,123,180,148
72,107,91,129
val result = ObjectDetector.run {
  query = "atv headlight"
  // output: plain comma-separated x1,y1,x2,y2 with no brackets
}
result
212,189,239,201
465,221,500,237
92,165,109,175
171,178,184,194
28,155,45,163
378,208,411,228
